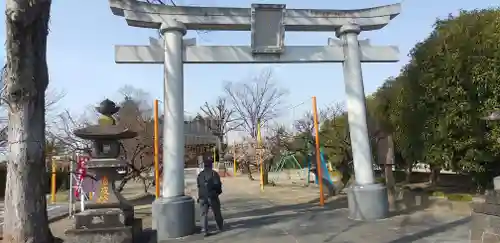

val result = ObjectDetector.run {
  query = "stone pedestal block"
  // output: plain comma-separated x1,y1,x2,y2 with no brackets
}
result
494,176,500,190
346,183,389,221
75,208,129,229
86,158,127,204
153,195,196,240
66,208,142,243
470,213,500,242
470,190,500,242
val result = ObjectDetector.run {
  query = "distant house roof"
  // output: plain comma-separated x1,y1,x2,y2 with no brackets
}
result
158,117,219,145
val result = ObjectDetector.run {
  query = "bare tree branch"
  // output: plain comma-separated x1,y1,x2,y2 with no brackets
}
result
199,96,237,146
224,68,288,138
115,86,155,192
47,109,93,155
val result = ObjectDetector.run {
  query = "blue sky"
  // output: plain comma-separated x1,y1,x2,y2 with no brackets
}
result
0,0,498,136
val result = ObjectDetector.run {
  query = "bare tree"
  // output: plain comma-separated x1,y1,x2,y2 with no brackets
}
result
3,0,54,241
45,88,66,112
115,87,155,193
200,96,237,149
233,140,256,180
288,104,346,155
232,132,285,181
48,110,93,155
294,112,314,135
224,68,287,138
118,85,153,118
224,68,287,183
294,105,345,135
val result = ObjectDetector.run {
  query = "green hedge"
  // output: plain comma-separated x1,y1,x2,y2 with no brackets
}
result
431,191,473,202
0,169,70,198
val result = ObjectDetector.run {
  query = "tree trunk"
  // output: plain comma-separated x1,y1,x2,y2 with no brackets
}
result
3,0,53,242
244,162,254,180
384,135,396,210
404,163,413,184
429,166,440,186
262,171,269,185
262,161,270,185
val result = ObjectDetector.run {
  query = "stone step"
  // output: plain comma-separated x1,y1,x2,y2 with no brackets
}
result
65,226,133,243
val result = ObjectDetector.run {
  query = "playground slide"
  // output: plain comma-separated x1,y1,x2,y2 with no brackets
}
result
310,152,336,196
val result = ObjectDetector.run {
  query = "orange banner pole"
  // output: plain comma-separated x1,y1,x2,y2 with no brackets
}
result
233,141,237,175
257,119,264,192
50,155,56,204
312,96,325,206
154,99,160,198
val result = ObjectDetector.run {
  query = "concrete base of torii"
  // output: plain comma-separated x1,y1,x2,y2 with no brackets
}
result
347,183,389,221
152,196,196,240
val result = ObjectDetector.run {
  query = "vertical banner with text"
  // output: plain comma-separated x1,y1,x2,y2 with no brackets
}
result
73,155,95,199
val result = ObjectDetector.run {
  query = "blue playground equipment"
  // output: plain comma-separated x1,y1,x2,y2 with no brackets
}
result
307,149,335,196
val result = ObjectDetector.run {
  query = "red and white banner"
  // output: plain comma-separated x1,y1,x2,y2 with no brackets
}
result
74,155,90,198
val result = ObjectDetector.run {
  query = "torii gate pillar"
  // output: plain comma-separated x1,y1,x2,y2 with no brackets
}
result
151,19,197,240
337,23,389,221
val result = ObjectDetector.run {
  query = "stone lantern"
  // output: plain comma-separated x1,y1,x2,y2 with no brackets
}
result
469,111,500,242
481,111,500,189
65,99,141,243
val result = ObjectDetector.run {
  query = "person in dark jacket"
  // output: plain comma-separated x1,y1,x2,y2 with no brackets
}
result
197,155,224,236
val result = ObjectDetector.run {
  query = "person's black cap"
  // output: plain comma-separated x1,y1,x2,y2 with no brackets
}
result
203,155,214,167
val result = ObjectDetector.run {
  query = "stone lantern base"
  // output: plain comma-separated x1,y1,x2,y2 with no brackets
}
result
470,190,500,242
65,208,142,243
65,158,142,243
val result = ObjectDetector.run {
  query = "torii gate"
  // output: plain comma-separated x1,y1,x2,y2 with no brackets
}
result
108,0,401,239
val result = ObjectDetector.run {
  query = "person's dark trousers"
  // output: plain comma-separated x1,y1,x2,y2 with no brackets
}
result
199,197,224,233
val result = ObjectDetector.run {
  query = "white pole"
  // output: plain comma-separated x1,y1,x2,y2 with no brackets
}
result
160,20,187,198
196,155,203,175
338,23,375,185
77,154,86,212
80,190,85,212
68,156,74,217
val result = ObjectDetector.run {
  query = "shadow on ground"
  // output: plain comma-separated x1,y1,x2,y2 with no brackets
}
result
134,196,349,242
135,209,471,242
387,216,471,243
128,193,155,206
221,196,348,220
133,190,472,242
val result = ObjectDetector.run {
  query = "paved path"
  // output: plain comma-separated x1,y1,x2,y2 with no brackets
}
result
150,177,472,243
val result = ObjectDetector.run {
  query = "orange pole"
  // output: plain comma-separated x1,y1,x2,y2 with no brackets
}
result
312,96,325,206
154,99,160,198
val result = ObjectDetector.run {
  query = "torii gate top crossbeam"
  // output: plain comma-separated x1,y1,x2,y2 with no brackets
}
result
109,0,401,32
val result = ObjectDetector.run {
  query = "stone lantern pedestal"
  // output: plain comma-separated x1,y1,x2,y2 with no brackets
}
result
471,190,500,242
65,99,142,243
